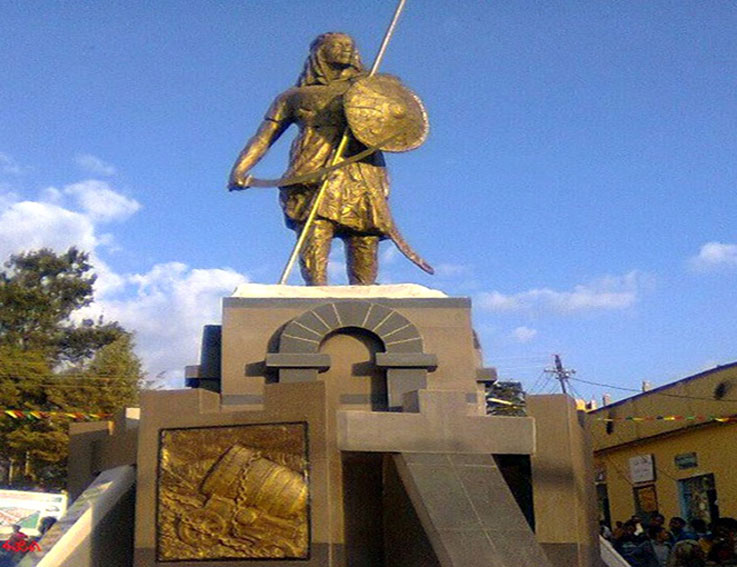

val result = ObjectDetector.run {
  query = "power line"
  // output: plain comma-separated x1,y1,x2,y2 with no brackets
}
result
595,426,684,485
601,454,635,488
487,354,551,361
567,381,588,403
527,370,548,394
571,376,737,403
544,354,575,395
496,367,550,372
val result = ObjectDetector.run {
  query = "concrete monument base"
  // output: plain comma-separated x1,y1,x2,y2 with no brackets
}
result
66,285,601,567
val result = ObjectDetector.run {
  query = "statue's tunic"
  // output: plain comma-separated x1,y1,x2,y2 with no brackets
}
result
266,80,392,236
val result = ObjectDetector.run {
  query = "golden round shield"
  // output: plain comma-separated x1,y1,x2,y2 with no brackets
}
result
344,74,429,153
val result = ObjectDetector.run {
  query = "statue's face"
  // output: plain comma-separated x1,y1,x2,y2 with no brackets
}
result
322,35,355,67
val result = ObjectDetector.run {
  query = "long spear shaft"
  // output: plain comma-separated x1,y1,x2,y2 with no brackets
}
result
278,0,408,285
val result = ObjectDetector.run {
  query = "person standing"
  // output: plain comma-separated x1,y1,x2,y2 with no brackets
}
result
667,540,705,567
669,517,697,543
649,526,671,567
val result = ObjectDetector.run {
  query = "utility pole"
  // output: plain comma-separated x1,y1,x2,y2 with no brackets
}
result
545,354,576,395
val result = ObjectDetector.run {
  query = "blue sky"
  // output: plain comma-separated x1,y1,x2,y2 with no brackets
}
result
1,2,736,402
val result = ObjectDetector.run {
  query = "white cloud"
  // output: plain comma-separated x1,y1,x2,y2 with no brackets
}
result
40,186,64,204
380,245,399,265
478,271,651,314
64,180,140,222
0,200,99,260
0,191,127,297
689,242,737,270
0,190,21,211
327,258,347,284
82,263,247,384
435,263,472,278
511,326,538,343
0,152,22,175
75,153,117,176
0,181,249,385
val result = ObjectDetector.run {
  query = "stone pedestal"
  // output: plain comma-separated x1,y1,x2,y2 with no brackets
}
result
527,395,604,567
67,285,600,567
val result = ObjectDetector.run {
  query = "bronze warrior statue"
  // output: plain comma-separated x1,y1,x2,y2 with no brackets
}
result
228,32,432,286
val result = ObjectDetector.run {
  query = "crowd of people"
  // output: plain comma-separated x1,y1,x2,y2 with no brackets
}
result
601,514,737,566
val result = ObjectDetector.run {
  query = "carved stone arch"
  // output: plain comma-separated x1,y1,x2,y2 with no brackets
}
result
265,300,437,409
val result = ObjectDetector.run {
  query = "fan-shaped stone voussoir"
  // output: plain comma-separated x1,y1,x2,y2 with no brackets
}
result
279,301,424,354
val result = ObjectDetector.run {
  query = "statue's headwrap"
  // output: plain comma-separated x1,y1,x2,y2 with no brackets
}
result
297,32,366,87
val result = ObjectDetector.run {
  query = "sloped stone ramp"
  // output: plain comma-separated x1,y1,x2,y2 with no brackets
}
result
390,453,554,567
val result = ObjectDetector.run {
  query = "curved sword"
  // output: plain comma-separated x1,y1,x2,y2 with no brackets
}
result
229,135,434,275
229,142,383,190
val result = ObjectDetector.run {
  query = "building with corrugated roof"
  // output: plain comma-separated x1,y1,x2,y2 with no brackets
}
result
586,362,737,527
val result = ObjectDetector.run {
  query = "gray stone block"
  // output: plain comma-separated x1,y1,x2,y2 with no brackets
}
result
338,389,535,454
362,302,394,331
312,302,342,329
403,459,478,531
440,529,502,566
382,325,423,347
475,367,497,383
375,352,438,368
305,308,332,332
455,465,530,533
393,453,554,567
492,530,555,565
333,300,372,327
265,352,331,369
371,309,404,334
387,369,427,409
281,322,324,343
279,368,319,382
402,453,452,466
199,324,221,379
278,333,320,354
449,454,494,466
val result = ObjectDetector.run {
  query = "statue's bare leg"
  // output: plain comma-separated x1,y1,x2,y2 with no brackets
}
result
299,219,334,286
345,234,379,285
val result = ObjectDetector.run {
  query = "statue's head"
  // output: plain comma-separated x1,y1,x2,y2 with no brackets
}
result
297,32,365,86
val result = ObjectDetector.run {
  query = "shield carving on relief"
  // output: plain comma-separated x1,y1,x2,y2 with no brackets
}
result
344,74,429,153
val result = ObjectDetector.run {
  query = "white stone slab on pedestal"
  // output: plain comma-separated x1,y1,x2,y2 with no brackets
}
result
231,282,447,299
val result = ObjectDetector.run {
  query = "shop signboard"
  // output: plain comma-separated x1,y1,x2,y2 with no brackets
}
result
675,452,698,470
629,454,655,484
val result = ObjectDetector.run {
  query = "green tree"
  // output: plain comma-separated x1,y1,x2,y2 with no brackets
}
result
486,381,526,417
0,247,123,364
0,248,144,489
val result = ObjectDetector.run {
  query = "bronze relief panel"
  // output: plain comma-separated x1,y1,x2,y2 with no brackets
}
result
157,422,309,561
